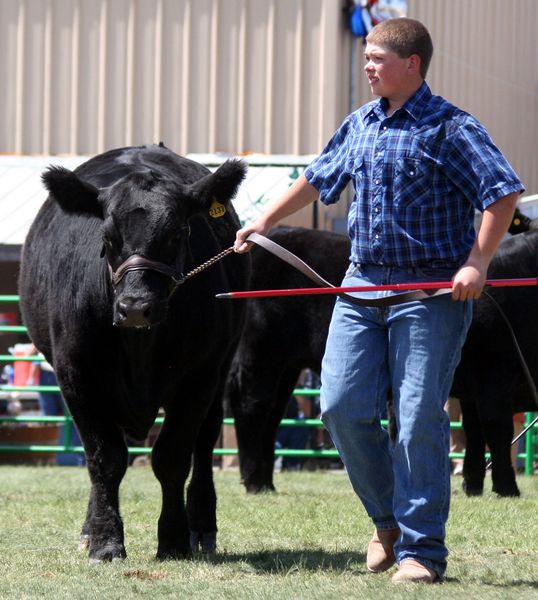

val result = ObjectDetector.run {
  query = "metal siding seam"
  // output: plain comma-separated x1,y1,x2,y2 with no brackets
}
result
208,0,219,153
15,0,26,153
125,0,136,146
264,0,275,153
317,0,326,151
292,0,304,155
42,0,52,154
69,0,81,153
97,0,108,153
236,0,247,152
180,0,191,154
153,0,164,144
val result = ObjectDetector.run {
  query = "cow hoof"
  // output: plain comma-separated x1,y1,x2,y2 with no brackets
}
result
462,480,483,496
189,531,217,553
88,543,127,564
88,555,125,566
79,534,90,551
245,483,276,494
492,484,520,497
156,546,192,560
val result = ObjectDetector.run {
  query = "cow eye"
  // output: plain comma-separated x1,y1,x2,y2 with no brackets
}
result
102,236,118,256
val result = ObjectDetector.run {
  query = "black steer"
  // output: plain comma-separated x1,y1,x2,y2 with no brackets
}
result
19,144,250,562
227,225,537,496
451,229,538,496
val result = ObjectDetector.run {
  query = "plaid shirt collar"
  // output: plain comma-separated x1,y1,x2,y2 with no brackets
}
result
365,81,432,124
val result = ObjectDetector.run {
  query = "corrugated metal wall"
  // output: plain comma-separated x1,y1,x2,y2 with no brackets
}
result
410,0,537,193
0,0,349,156
0,0,535,193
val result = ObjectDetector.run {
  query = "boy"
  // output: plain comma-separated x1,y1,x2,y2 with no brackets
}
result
235,18,523,583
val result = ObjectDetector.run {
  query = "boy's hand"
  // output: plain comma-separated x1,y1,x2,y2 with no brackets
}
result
451,262,487,301
234,219,271,253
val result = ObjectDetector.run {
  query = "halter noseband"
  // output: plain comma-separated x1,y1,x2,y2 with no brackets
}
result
109,255,185,287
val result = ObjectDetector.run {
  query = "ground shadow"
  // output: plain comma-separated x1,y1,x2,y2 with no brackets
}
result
189,548,366,574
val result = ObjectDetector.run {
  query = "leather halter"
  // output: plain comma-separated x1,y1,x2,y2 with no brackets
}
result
109,255,184,287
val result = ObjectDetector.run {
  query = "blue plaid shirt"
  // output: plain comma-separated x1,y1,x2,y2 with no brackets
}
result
304,82,524,267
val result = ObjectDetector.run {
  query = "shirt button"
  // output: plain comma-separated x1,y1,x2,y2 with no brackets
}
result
375,207,380,213
375,234,380,239
375,179,380,184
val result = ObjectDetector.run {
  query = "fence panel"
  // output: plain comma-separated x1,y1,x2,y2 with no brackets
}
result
1,295,536,471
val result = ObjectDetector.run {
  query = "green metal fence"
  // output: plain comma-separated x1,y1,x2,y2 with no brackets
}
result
1,295,536,472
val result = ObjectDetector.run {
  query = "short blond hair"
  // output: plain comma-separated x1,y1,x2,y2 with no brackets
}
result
366,18,433,78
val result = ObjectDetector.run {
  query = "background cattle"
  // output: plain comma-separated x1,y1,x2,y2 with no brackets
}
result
226,221,538,497
19,144,250,562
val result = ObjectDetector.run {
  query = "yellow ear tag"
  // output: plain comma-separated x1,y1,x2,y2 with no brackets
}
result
209,198,226,218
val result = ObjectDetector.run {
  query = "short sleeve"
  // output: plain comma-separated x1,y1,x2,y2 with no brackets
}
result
443,117,524,212
304,117,353,206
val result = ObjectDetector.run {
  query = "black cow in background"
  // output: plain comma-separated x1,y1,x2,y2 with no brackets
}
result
226,228,349,493
226,218,538,497
19,144,250,562
452,228,538,496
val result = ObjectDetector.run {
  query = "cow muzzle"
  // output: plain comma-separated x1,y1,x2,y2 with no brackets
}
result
114,295,164,328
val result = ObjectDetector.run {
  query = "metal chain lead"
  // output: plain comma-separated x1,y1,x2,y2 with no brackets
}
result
177,245,235,285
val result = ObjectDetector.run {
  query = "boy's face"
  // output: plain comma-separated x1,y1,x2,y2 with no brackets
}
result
363,42,417,100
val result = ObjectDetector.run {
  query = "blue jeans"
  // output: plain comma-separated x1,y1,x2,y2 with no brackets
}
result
320,263,472,578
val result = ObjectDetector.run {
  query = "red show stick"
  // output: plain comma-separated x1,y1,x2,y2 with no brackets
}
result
216,278,538,300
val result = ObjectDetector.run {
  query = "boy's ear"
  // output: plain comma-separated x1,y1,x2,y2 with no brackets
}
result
408,54,421,75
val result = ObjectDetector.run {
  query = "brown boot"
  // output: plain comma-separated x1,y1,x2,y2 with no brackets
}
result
366,527,400,573
391,559,439,583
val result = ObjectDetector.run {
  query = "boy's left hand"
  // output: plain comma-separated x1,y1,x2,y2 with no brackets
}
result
451,263,487,301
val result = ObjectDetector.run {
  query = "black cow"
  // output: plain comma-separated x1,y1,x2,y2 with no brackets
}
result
226,224,537,496
19,144,250,562
451,229,538,496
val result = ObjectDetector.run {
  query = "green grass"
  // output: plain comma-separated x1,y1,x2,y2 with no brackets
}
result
0,466,537,599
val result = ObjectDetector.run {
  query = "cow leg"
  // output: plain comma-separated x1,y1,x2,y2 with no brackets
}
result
478,403,520,497
232,367,300,493
152,386,214,560
187,397,222,553
74,417,129,563
79,487,96,550
460,400,487,496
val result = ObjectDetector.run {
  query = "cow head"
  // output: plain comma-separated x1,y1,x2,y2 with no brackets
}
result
42,159,246,328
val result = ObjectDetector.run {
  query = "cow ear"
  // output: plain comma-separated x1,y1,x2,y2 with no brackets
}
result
188,159,247,212
41,166,103,218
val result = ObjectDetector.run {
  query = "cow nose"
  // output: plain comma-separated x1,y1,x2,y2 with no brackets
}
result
115,297,153,328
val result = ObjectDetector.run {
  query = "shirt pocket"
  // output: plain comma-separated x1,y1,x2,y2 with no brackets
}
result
394,155,434,207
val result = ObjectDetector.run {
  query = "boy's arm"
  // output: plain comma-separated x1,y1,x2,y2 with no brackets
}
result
451,192,519,301
234,174,319,253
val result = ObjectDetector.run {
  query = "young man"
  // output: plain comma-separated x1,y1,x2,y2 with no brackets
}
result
235,18,523,583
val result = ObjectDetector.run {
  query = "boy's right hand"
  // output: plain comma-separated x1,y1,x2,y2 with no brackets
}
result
234,220,271,253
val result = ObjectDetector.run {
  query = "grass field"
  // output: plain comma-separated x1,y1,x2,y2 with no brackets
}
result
0,465,536,599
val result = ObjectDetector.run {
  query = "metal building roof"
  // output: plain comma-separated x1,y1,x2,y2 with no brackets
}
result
0,154,315,247
0,155,88,246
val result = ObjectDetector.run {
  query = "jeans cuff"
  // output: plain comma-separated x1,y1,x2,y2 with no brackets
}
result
372,516,399,530
398,554,445,579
